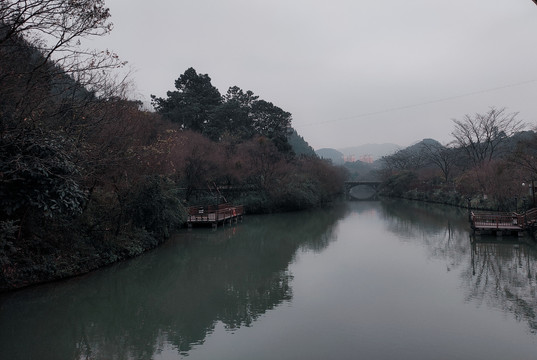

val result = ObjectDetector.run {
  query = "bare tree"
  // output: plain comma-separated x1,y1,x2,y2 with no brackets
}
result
451,107,524,167
381,144,428,173
421,142,458,182
1,0,112,60
0,0,127,126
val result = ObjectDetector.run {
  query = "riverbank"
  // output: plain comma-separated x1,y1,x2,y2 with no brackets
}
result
379,183,533,212
378,185,537,237
0,185,344,293
0,225,166,292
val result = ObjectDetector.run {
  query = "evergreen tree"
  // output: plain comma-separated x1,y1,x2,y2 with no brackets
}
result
151,67,222,134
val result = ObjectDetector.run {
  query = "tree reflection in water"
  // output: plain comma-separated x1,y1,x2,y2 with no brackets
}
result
467,237,537,333
0,203,348,360
379,199,537,335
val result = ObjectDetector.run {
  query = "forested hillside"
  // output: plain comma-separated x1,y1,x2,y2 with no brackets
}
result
0,0,346,291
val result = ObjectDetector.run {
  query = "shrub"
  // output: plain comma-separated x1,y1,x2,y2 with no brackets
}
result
380,171,418,197
125,176,187,238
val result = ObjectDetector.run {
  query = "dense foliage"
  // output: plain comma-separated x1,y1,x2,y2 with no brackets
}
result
151,68,293,152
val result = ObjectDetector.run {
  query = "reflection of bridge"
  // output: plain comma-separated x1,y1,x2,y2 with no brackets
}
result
344,181,382,200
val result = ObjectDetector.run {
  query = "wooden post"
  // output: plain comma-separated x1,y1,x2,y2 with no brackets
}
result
531,179,535,207
467,197,472,222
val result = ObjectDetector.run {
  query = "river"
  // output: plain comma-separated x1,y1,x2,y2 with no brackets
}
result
1,200,537,359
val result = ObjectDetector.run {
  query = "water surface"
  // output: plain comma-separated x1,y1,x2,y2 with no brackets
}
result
1,200,537,359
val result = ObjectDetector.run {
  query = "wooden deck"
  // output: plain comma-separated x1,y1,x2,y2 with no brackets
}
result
470,208,537,236
187,204,244,228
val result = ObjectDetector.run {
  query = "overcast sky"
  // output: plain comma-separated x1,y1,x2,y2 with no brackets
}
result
88,0,537,150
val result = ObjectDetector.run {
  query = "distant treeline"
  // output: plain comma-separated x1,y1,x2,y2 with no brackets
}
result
376,112,537,212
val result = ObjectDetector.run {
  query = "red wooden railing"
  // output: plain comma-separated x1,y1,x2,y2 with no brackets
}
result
470,208,537,230
187,204,244,224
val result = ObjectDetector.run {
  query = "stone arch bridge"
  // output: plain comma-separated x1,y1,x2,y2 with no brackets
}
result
344,181,382,200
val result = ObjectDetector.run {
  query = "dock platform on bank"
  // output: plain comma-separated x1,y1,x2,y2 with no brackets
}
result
187,204,244,228
470,208,537,236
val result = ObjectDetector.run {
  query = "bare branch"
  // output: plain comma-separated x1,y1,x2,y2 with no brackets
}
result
1,0,129,131
451,107,525,166
421,141,457,182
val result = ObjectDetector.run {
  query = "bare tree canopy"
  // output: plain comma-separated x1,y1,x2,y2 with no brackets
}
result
0,0,126,96
421,141,457,182
0,0,131,132
451,107,525,166
0,0,112,48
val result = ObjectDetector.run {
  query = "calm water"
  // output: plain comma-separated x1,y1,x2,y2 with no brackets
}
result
1,200,537,360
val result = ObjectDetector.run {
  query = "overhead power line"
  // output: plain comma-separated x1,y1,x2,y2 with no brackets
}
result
297,78,537,127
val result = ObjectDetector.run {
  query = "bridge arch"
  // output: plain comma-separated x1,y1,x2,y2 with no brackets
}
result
345,181,382,200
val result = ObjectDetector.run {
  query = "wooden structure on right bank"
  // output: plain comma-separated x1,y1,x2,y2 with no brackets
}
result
470,208,537,236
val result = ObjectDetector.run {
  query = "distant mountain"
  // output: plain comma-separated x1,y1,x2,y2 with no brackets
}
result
405,138,442,153
315,148,344,164
337,143,401,160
